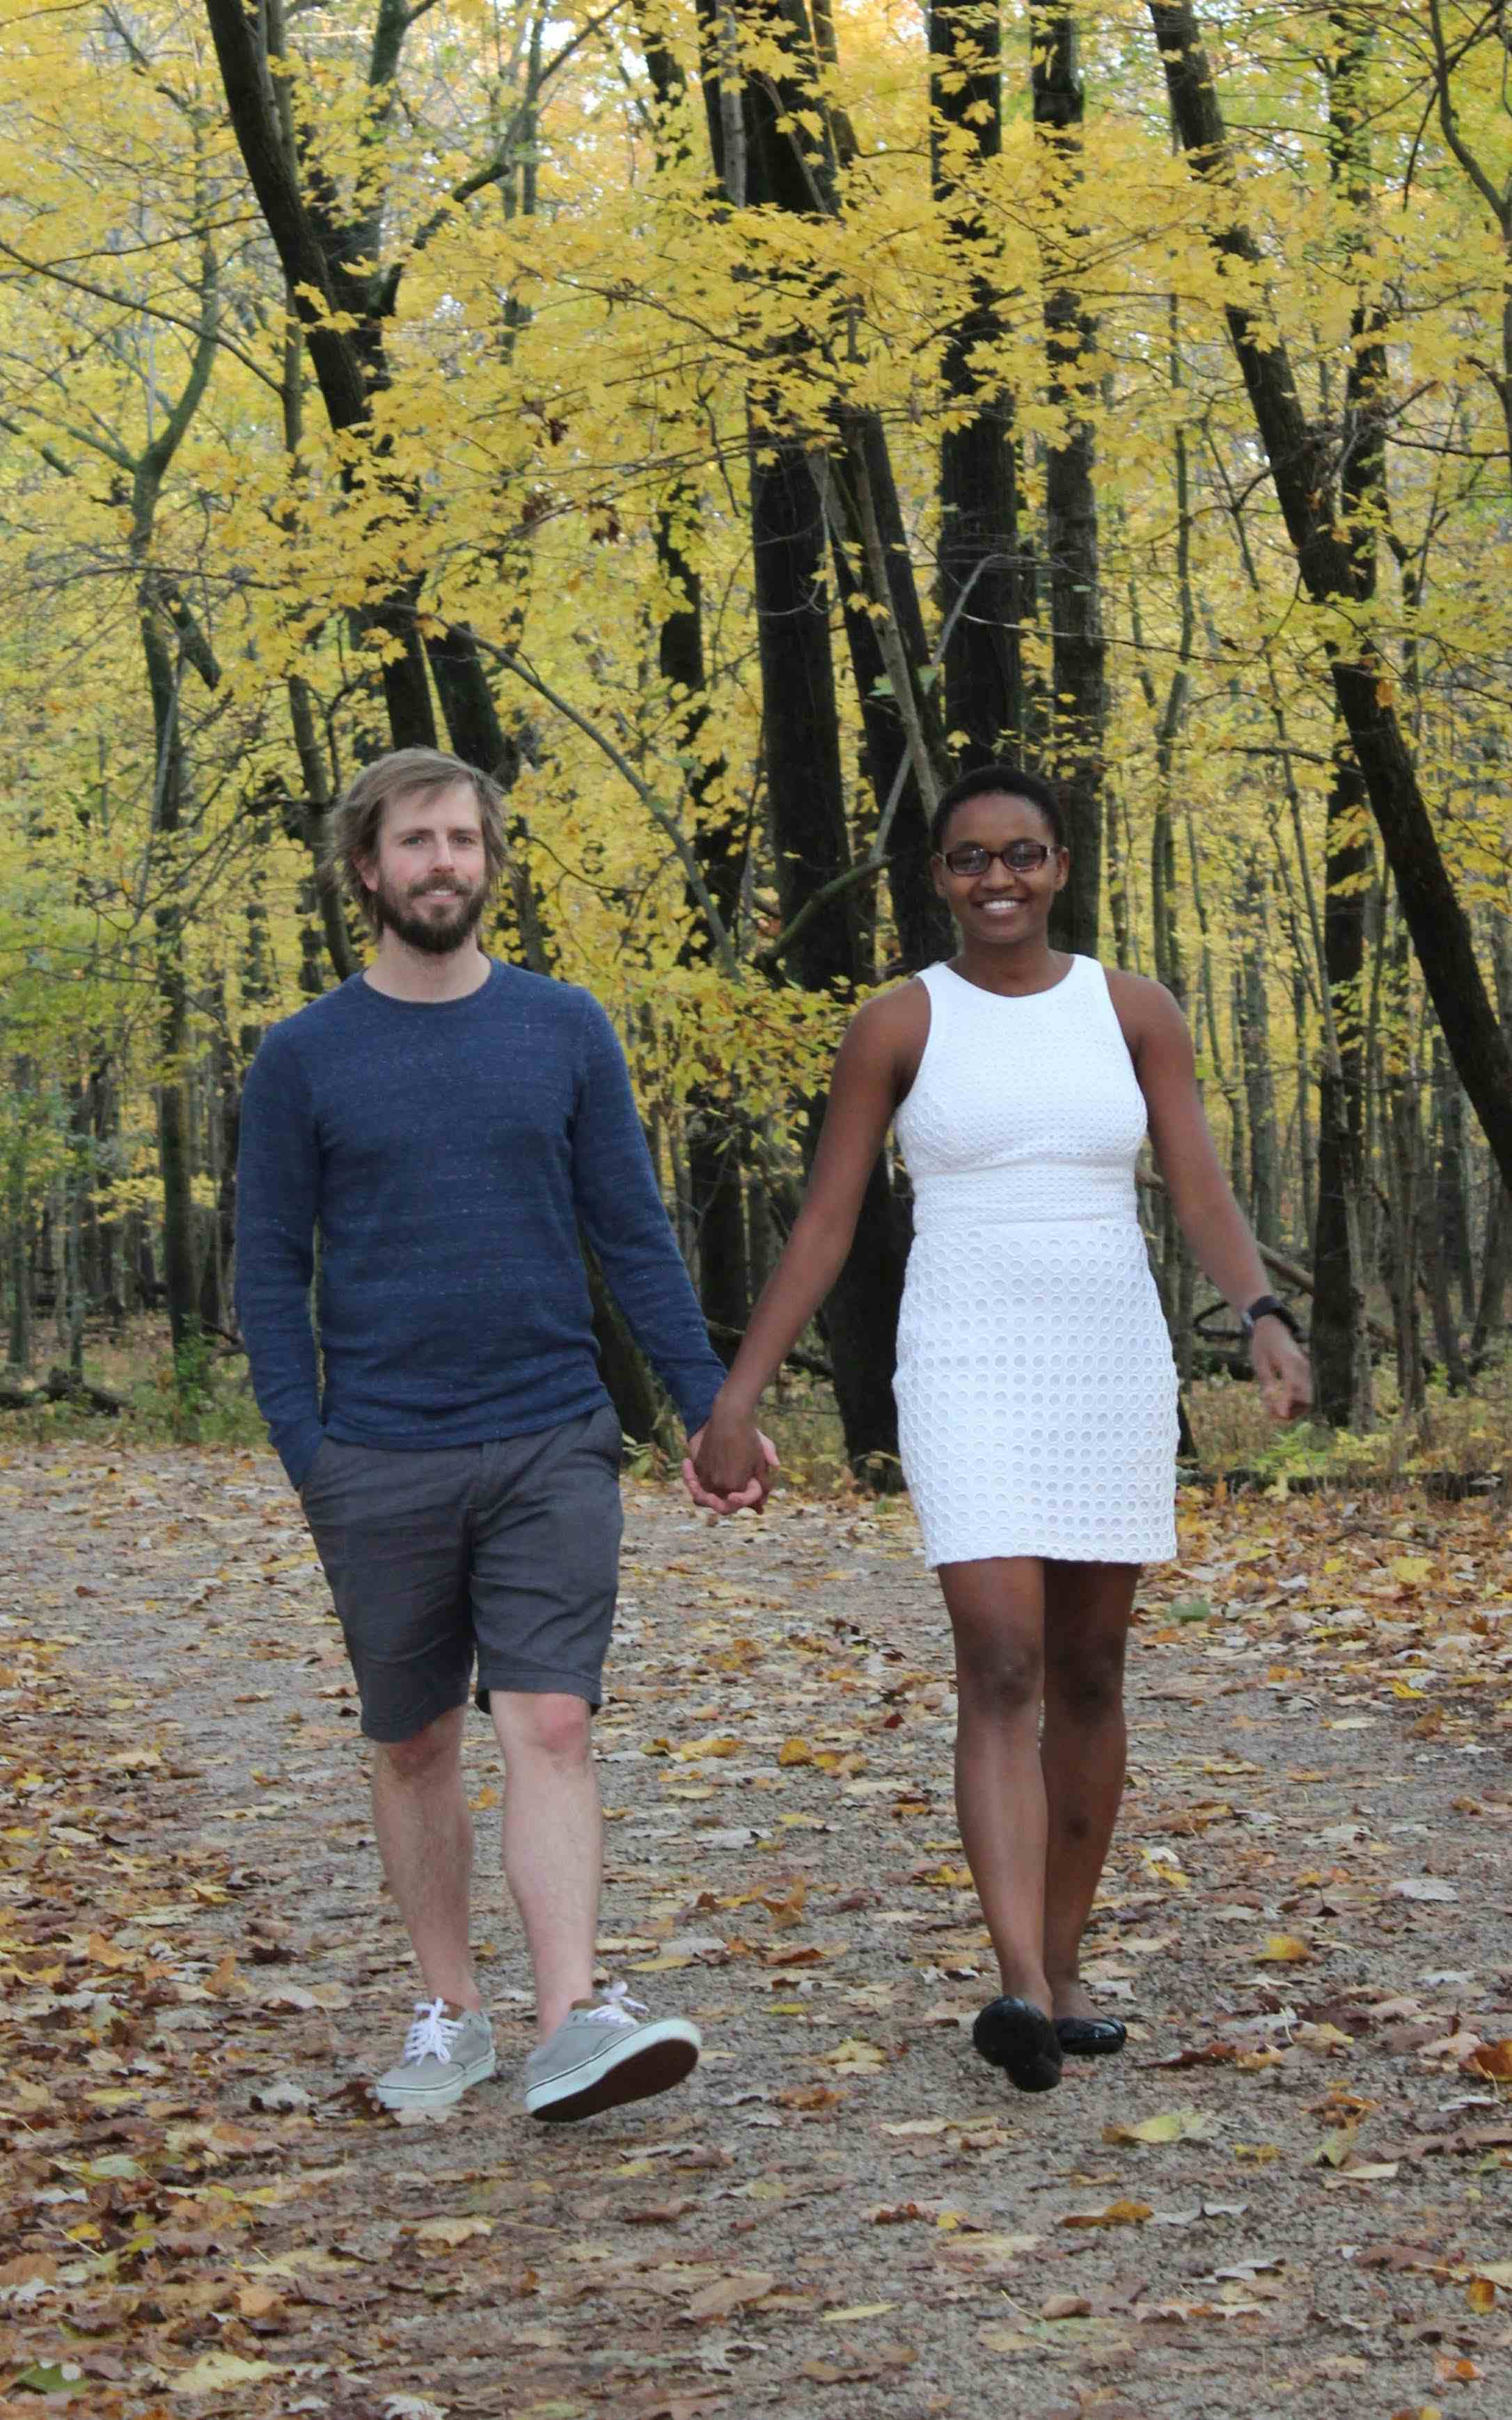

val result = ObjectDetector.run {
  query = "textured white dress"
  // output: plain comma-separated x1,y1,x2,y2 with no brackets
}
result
892,957,1179,1569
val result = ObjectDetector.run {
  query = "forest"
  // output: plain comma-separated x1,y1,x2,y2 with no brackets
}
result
2,0,1510,1479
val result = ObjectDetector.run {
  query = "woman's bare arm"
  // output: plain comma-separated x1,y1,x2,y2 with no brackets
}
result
1109,972,1311,1420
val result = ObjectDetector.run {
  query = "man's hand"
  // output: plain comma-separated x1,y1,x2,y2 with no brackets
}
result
682,1414,779,1514
1253,1324,1312,1421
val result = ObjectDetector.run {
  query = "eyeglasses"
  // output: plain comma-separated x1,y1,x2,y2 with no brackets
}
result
938,841,1060,877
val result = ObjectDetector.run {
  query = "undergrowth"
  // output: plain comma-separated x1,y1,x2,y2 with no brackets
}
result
4,1319,1508,1494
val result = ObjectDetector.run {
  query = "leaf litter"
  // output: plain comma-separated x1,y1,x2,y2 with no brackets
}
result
1,1449,1511,2416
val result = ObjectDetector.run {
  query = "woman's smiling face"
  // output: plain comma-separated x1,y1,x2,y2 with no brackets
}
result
931,789,1069,943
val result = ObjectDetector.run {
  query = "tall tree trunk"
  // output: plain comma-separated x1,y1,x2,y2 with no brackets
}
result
1310,16,1380,1429
1032,3,1105,955
1151,0,1512,1193
699,0,910,1472
1469,929,1512,1369
931,0,1027,761
1425,1037,1470,1388
1238,861,1279,1248
641,31,753,1356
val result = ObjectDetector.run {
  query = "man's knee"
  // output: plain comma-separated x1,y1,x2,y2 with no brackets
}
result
494,1690,592,1764
374,1705,465,1784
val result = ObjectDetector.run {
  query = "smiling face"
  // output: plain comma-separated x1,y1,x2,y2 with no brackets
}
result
359,778,491,954
931,789,1070,945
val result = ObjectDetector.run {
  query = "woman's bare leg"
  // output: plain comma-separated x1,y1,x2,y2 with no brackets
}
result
1041,1559,1139,2021
939,1557,1051,2013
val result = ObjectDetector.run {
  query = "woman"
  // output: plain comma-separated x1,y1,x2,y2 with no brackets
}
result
689,764,1312,2093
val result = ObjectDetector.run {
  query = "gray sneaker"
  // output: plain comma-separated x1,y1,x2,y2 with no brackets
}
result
523,1982,700,2122
373,1998,496,2112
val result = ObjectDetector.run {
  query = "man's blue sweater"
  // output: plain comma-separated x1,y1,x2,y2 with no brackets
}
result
234,964,728,1489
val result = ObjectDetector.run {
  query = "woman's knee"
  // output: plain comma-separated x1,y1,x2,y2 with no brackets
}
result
956,1639,1044,1720
1046,1641,1126,1722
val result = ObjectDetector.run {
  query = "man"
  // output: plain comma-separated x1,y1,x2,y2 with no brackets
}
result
235,746,773,2119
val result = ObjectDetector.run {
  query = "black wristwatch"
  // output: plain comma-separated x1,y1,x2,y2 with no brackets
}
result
1241,1293,1302,1343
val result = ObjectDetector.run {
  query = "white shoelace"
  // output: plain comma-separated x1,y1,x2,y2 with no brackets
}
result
402,1997,465,2065
584,1981,647,2028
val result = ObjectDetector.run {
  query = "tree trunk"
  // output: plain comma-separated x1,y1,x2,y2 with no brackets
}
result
1309,17,1382,1431
931,0,1027,761
1032,3,1105,956
698,0,910,1472
1469,929,1512,1370
1238,863,1279,1248
1151,0,1512,1194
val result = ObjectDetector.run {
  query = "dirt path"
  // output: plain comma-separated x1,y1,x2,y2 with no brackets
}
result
2,1441,1511,2420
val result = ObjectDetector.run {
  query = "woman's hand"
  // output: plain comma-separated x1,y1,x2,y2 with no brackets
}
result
682,1407,780,1514
1252,1323,1312,1421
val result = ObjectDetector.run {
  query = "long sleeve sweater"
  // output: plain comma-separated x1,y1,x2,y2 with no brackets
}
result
233,964,728,1489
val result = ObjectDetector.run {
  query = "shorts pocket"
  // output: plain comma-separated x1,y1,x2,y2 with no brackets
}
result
297,1436,336,1500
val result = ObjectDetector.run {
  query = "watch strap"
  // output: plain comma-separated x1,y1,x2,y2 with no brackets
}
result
1241,1293,1302,1342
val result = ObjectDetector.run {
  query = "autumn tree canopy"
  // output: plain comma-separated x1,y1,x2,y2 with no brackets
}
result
1,0,1509,1456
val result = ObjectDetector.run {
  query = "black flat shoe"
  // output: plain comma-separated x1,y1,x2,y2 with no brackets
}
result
1054,2016,1127,2057
972,1997,1063,2093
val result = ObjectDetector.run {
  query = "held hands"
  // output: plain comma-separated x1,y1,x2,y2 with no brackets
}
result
682,1404,780,1514
1252,1323,1312,1422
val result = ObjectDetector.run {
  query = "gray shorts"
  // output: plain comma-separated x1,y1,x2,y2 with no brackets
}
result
297,1406,624,1742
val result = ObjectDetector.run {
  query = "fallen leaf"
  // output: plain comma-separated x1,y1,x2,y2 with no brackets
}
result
170,2350,276,2394
685,2270,777,2320
1060,2199,1153,2229
1468,2038,1512,2079
1103,2105,1219,2146
413,2215,494,2247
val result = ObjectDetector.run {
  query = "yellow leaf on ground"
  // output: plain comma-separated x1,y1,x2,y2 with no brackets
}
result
1253,1933,1312,1963
171,2351,276,2394
1060,2199,1153,2229
1103,2105,1218,2146
414,2215,493,2247
823,2302,895,2322
1392,1555,1434,1585
778,1737,813,1766
824,2036,887,2070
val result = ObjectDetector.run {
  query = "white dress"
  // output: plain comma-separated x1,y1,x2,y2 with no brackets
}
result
892,957,1178,1569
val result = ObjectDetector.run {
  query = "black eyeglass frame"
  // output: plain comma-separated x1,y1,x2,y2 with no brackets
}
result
935,840,1064,877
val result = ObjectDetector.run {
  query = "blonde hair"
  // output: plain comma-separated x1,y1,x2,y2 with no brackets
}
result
327,748,508,936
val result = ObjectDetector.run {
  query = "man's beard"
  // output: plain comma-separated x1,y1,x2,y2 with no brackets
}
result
375,874,488,956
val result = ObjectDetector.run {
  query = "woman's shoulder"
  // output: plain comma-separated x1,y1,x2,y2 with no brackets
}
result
1103,966,1187,1026
838,973,934,1087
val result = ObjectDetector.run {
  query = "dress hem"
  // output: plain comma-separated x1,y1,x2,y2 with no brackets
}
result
919,1537,1176,1572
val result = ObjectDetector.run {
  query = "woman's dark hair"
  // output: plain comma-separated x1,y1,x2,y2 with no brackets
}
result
929,762,1066,854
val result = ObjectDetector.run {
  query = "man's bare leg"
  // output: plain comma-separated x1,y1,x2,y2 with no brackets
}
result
490,1690,600,2038
370,1703,480,2011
